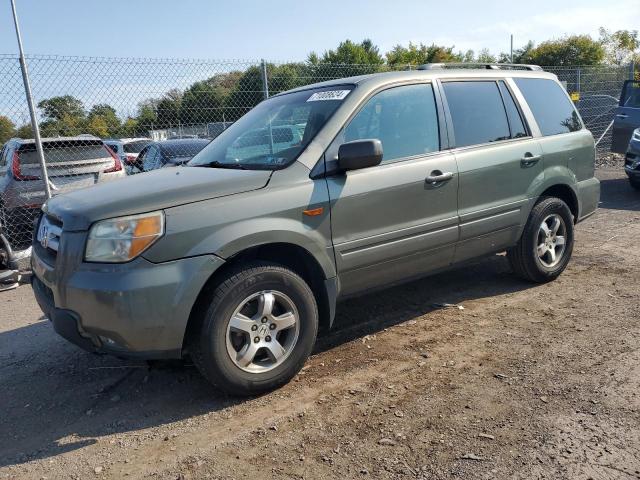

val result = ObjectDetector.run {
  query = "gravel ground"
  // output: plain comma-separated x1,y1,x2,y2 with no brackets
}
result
1,168,639,480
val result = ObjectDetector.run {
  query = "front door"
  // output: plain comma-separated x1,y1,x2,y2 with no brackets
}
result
325,83,459,296
612,80,640,154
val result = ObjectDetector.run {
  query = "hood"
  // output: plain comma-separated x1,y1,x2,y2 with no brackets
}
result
45,166,272,231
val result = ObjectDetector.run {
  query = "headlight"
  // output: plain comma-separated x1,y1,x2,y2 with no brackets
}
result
85,211,164,263
633,129,640,142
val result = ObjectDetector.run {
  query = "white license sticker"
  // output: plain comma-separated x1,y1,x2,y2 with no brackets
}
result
307,90,350,102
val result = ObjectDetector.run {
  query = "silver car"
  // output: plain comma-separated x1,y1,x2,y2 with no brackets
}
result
0,136,125,269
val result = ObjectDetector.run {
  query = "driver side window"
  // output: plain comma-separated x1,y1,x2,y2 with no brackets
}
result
344,84,440,163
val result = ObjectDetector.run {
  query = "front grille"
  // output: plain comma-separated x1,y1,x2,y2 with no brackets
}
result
36,214,63,257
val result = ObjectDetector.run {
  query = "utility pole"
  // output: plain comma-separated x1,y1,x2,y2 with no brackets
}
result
510,34,514,63
10,0,52,199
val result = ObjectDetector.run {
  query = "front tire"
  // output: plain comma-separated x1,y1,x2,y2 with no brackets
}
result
189,262,318,396
507,197,575,283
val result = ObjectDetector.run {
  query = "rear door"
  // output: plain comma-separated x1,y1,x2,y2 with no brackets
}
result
612,80,640,154
440,79,544,263
326,82,459,296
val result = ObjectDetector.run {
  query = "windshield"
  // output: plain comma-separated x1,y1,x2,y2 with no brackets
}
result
188,85,353,170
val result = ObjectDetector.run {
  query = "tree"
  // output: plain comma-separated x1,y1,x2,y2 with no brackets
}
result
313,39,384,65
155,89,182,128
87,104,121,137
599,28,639,65
0,115,15,144
476,48,497,63
135,99,159,133
37,95,85,122
386,42,464,67
181,71,242,124
498,40,535,64
14,124,33,139
527,35,604,66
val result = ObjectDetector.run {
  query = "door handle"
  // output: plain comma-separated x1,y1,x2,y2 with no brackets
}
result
520,154,541,168
616,114,628,119
425,171,454,185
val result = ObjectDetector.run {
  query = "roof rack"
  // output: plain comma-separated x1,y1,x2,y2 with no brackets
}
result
417,63,543,71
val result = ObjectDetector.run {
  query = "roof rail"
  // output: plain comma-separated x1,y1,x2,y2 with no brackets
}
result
417,63,543,71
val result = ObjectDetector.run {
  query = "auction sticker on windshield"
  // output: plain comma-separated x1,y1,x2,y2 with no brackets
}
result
307,90,351,102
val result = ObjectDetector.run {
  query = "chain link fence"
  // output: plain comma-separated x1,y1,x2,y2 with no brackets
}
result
0,54,635,266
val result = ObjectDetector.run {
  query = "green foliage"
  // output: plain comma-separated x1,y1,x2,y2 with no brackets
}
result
14,124,33,139
318,39,384,65
37,95,85,122
87,104,121,137
498,41,535,64
527,35,604,66
0,115,15,143
599,28,639,65
181,71,243,124
386,42,465,66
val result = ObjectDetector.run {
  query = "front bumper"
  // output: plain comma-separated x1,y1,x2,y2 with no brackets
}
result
625,142,640,180
31,243,225,359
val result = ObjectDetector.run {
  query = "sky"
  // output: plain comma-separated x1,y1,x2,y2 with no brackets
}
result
2,0,639,61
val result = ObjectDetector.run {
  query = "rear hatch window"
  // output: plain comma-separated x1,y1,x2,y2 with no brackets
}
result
18,139,113,179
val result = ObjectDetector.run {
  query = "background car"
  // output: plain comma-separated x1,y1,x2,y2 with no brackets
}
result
0,135,125,267
611,80,640,154
132,138,209,173
226,125,303,162
624,127,640,190
104,138,151,173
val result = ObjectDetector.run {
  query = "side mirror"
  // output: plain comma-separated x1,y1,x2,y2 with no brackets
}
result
338,139,383,171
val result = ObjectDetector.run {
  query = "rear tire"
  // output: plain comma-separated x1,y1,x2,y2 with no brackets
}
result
189,261,318,396
507,197,574,283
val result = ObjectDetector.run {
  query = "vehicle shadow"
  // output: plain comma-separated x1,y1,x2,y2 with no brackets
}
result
0,253,532,468
597,177,640,212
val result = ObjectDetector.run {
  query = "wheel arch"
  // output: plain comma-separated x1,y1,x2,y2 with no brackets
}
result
182,242,336,355
538,183,579,222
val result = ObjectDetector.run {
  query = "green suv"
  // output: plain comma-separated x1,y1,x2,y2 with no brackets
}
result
31,65,600,395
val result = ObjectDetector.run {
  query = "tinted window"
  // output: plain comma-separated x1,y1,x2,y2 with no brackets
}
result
443,81,511,148
514,78,582,136
498,81,528,139
160,140,209,159
345,84,439,163
621,81,640,108
123,140,151,153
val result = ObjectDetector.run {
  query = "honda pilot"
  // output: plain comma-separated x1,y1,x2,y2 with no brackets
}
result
31,65,600,395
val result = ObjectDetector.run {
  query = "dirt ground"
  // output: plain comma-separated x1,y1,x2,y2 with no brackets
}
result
1,168,639,480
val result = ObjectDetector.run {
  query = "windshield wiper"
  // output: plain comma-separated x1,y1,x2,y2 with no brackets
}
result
197,160,250,170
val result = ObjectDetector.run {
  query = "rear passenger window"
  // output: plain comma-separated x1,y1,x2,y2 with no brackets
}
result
498,81,528,139
442,81,511,148
344,84,439,163
514,78,582,136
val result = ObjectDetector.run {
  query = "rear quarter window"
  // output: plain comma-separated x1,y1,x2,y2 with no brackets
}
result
514,78,582,136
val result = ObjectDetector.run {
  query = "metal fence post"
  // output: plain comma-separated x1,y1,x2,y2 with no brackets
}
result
260,59,269,100
631,61,636,80
576,67,581,107
10,0,51,200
